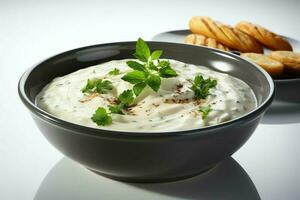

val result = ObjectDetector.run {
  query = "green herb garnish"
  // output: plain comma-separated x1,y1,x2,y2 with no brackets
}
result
122,38,178,96
158,61,178,78
191,75,217,99
87,38,181,127
108,68,121,76
91,107,112,126
122,70,147,84
81,79,113,94
91,90,135,126
199,105,212,120
109,90,134,114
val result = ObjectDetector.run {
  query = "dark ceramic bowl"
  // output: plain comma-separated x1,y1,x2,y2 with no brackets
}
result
18,41,274,183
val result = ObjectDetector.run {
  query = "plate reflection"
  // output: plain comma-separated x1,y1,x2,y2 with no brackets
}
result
262,101,300,124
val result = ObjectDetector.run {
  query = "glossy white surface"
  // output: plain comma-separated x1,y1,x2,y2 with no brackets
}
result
1,0,300,199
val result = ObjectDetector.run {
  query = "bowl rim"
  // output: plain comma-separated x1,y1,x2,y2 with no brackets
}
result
274,77,300,83
18,41,275,138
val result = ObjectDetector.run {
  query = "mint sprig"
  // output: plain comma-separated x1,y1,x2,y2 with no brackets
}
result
122,38,178,96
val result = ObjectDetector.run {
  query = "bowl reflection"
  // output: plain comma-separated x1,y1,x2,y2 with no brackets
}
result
262,101,300,124
34,157,260,200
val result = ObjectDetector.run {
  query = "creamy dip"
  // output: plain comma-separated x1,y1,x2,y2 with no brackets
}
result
36,59,257,132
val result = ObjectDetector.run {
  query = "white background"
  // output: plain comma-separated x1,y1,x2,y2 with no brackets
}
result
1,0,300,199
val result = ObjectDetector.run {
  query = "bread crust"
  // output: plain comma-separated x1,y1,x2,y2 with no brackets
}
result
235,21,292,51
270,51,300,73
241,53,284,76
184,34,229,51
189,16,263,53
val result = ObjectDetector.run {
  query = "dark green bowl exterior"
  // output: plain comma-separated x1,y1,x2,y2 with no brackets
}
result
18,42,274,182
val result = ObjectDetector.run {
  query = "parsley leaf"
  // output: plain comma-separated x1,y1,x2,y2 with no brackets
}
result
108,68,120,76
199,105,212,120
108,104,124,114
109,90,135,114
121,70,147,84
81,79,95,93
191,75,217,99
81,79,113,94
91,107,112,126
96,80,113,93
118,89,135,105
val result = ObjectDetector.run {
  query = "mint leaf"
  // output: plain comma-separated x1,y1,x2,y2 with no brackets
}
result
133,53,147,62
151,50,163,60
126,61,146,71
91,107,112,126
82,79,113,94
118,90,134,105
157,60,171,68
146,74,161,92
133,82,146,96
122,70,147,84
123,38,178,95
191,75,217,99
199,105,212,120
108,68,120,76
148,61,158,71
135,38,151,62
159,66,178,78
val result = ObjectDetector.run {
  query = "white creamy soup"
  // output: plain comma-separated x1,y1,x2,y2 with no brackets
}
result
36,59,257,132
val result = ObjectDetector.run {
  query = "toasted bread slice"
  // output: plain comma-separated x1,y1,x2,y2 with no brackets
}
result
270,51,300,73
241,53,284,76
184,33,230,51
189,16,263,53
236,21,292,51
